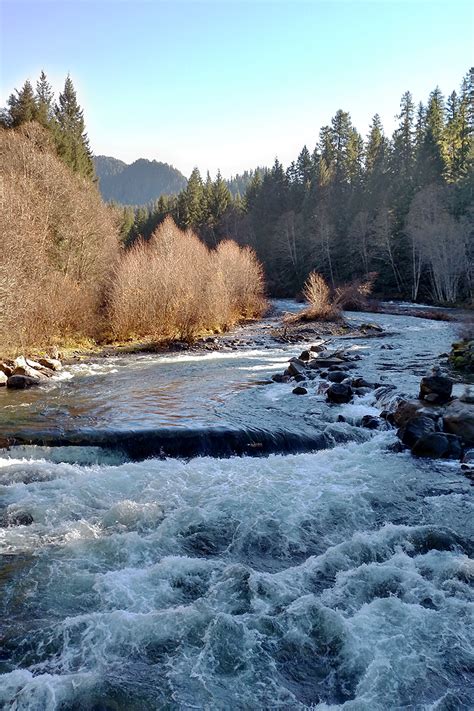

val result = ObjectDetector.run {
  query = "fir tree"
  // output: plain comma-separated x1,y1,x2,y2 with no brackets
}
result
55,75,94,179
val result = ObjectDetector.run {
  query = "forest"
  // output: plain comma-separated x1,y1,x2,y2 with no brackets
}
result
1,68,473,317
125,68,474,304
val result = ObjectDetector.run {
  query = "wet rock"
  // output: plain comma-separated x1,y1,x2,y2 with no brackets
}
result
6,374,41,389
361,415,382,430
419,370,453,405
337,415,346,422
352,377,376,389
310,343,325,353
412,433,462,459
309,357,346,370
299,350,311,361
4,511,34,527
448,339,474,373
393,400,425,427
460,386,474,405
12,356,49,382
398,415,437,448
360,322,383,332
37,356,62,371
288,359,307,378
0,372,7,386
0,361,14,377
353,386,372,397
461,449,474,472
327,383,353,404
271,373,290,384
293,374,306,383
443,400,474,444
327,371,348,384
292,386,307,395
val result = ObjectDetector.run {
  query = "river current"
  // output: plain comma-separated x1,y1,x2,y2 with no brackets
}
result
0,303,472,710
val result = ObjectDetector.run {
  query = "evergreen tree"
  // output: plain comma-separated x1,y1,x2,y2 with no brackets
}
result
209,170,232,224
35,71,55,128
182,167,204,227
55,75,94,179
4,80,37,127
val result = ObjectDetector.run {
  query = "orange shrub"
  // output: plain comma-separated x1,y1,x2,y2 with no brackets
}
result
108,217,266,342
0,123,119,352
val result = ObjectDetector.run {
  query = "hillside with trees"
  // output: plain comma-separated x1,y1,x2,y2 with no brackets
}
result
0,73,266,354
123,68,473,305
94,156,187,205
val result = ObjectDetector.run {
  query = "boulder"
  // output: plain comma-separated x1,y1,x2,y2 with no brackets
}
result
393,400,424,427
443,400,474,444
299,350,311,362
6,374,41,389
327,371,348,384
327,383,353,404
419,372,453,405
398,415,437,448
288,359,307,378
411,433,462,460
0,361,14,377
361,415,381,430
292,386,308,395
0,372,7,386
36,357,62,372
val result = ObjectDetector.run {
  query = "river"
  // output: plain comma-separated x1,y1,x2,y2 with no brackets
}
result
0,302,472,710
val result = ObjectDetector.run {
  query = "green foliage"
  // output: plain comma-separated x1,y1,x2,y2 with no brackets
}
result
1,71,94,180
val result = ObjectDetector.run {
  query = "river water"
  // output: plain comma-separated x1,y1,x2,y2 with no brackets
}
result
0,303,472,710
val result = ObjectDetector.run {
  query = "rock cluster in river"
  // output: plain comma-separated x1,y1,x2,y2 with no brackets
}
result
393,372,474,465
0,355,62,389
274,345,473,472
273,342,382,408
449,338,474,373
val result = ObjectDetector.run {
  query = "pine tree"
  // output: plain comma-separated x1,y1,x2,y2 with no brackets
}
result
55,75,94,179
210,170,231,224
5,80,37,127
182,167,204,227
35,71,55,128
415,87,446,187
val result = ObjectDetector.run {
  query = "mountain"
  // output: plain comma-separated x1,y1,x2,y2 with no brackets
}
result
94,155,187,205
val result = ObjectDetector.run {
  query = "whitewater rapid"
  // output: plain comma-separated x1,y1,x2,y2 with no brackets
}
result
0,306,473,709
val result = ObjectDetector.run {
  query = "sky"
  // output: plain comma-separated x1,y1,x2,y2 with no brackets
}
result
1,0,472,178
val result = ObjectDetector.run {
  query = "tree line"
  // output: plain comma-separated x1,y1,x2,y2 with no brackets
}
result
124,68,473,304
1,72,94,179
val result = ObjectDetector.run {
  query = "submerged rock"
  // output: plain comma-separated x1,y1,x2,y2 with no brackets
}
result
327,383,353,404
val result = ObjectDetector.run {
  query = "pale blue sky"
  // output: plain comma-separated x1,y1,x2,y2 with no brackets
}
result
1,0,472,177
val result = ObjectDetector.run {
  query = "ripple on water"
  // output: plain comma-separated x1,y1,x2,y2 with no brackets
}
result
0,434,472,709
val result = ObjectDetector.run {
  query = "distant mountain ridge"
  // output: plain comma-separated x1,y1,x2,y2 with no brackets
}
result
94,155,187,205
